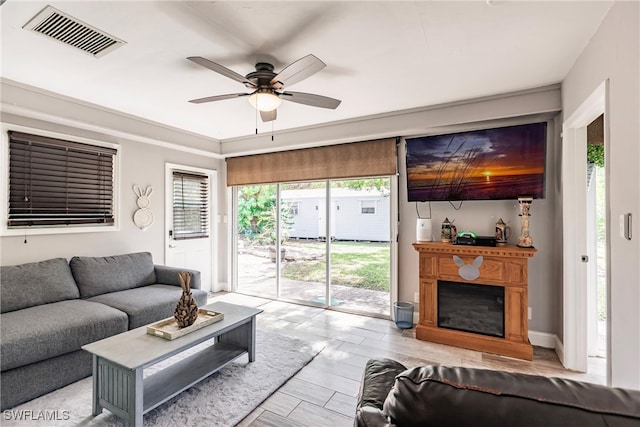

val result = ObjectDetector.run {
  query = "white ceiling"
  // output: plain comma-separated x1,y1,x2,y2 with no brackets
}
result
0,1,612,142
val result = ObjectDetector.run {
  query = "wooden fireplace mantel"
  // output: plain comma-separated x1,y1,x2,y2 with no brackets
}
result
412,242,537,360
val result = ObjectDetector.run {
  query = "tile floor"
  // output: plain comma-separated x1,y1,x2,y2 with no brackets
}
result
207,292,606,427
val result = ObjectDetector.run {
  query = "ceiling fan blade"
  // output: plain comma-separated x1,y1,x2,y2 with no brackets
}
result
187,57,256,88
280,91,341,109
188,93,250,104
270,54,326,88
260,109,277,122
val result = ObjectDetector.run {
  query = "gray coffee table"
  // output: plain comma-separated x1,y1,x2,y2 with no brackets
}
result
82,302,262,426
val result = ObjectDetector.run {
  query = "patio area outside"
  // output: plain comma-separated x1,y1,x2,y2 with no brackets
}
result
237,239,391,317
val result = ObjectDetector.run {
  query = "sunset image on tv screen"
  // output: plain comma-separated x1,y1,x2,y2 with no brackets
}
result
405,122,547,201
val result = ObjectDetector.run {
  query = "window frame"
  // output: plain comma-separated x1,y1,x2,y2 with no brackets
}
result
0,124,120,236
360,199,377,215
287,201,300,216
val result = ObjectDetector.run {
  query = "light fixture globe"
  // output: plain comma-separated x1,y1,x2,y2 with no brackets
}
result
248,89,282,112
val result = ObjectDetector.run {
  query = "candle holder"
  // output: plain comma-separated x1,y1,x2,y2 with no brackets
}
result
517,197,534,248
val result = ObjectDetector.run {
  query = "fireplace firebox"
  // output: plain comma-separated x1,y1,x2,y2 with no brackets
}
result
437,280,505,338
412,242,536,360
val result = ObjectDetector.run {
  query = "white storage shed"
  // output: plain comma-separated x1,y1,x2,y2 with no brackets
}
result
281,188,390,242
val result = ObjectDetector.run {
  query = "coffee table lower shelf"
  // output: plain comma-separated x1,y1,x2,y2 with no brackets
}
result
143,342,244,412
94,342,247,423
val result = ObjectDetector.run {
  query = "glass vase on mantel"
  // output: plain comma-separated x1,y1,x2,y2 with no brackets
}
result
517,197,534,248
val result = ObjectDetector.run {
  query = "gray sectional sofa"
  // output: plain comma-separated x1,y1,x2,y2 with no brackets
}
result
0,252,208,410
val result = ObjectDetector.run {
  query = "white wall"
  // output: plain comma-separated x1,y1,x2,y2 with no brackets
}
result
0,112,226,284
562,1,640,389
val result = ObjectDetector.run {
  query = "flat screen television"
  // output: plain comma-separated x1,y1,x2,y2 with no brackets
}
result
405,122,547,202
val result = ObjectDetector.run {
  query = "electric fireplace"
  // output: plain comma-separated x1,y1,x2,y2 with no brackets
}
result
412,242,536,360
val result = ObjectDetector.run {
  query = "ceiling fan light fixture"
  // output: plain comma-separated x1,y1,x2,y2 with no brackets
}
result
248,90,281,112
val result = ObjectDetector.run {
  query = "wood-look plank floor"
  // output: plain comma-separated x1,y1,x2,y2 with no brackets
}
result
207,292,606,427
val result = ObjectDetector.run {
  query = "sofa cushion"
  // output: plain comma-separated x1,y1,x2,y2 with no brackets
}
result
87,284,209,329
0,258,79,313
0,300,128,371
383,365,640,427
70,252,157,298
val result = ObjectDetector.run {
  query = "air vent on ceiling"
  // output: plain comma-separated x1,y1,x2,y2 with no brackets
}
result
23,6,125,58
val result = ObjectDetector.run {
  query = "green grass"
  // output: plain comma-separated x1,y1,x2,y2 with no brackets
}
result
281,241,390,292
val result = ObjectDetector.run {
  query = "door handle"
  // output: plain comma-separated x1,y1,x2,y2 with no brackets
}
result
620,213,632,240
624,213,632,240
169,244,176,248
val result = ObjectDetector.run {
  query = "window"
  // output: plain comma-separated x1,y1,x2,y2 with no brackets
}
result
361,200,377,214
288,201,299,216
8,131,116,227
172,171,209,239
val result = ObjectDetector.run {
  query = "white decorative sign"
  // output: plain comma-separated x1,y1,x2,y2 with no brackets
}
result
453,255,483,281
133,185,154,230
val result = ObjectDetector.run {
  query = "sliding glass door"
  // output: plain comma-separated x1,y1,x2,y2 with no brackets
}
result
234,177,393,317
279,181,328,304
235,184,277,298
329,179,391,315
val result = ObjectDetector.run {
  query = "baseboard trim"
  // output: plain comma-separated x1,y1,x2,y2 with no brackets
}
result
215,281,229,292
406,322,559,352
528,330,558,349
554,335,565,367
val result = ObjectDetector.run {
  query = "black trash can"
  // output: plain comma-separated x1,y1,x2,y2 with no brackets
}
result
393,302,414,329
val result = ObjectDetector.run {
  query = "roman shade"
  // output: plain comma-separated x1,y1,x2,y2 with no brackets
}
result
8,131,116,227
226,138,397,186
172,171,209,240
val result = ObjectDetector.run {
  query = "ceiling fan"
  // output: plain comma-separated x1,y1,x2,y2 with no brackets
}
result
187,54,341,122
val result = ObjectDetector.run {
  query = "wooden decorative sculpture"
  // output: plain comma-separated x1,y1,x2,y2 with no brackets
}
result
174,272,198,328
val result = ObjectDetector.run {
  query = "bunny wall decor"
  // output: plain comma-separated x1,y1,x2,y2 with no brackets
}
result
133,185,154,230
453,255,483,281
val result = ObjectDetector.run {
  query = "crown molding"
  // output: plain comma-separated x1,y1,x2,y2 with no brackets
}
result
1,78,223,159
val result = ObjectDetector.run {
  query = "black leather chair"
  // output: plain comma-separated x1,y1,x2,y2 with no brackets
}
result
355,358,640,427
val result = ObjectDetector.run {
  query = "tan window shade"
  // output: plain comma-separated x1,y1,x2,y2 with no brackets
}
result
226,138,397,186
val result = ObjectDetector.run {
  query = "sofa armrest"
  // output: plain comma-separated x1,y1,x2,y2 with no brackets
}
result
355,358,407,427
355,406,393,427
153,265,202,290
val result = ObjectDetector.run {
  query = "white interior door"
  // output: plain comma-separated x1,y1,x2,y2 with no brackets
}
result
165,163,217,293
562,81,607,375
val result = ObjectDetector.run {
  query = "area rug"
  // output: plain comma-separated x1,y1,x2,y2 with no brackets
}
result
4,330,321,426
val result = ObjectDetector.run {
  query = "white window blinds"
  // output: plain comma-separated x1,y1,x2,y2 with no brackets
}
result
172,171,209,240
